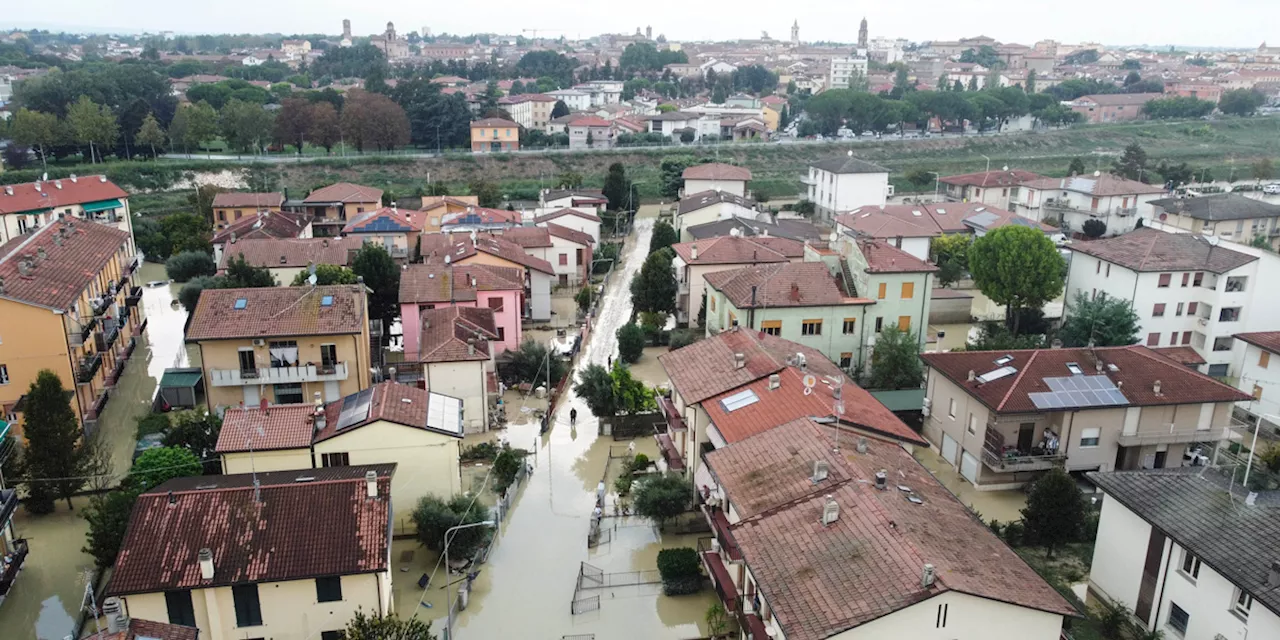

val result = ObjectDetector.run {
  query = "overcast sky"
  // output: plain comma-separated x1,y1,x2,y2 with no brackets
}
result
2,1,1272,49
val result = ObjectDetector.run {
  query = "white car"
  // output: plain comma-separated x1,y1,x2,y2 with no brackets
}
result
1264,184,1280,195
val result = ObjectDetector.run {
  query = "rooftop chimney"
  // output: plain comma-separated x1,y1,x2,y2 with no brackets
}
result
768,373,780,390
1050,338,1063,349
922,564,937,588
366,470,379,498
821,495,840,526
1268,560,1280,587
167,490,176,506
198,548,214,580
468,338,476,356
36,247,46,262
70,174,77,183
967,369,976,382
690,243,698,260
0,276,6,295
99,175,107,182
856,437,868,454
874,469,888,490
1095,359,1104,373
1153,380,1162,394
733,352,745,369
54,180,62,190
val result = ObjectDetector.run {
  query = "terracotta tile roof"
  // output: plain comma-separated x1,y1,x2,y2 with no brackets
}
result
498,226,553,248
420,195,479,211
704,370,925,447
659,327,843,404
218,236,363,270
1068,227,1256,273
857,238,939,273
1075,92,1162,106
465,234,555,274
343,207,416,234
216,404,317,453
303,182,383,204
211,191,284,209
677,190,755,215
1233,332,1280,355
106,465,394,596
185,285,367,341
836,209,943,238
1150,345,1208,366
0,219,130,310
441,207,521,228
809,155,890,175
705,262,866,308
568,116,613,127
545,222,594,246
920,345,1251,414
419,306,499,363
729,430,1074,640
748,236,806,256
938,169,1046,187
1149,193,1280,222
682,162,752,182
399,264,522,304
0,175,128,215
1019,173,1166,196
314,382,464,441
211,210,310,244
470,117,520,128
534,208,602,224
671,236,790,265
98,619,199,640
685,217,822,243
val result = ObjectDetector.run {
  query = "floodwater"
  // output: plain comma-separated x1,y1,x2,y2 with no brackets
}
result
0,262,195,640
914,448,1028,523
394,219,717,639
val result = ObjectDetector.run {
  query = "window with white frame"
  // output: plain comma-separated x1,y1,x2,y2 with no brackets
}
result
1232,587,1252,619
1079,427,1101,447
1179,549,1201,580
1167,602,1189,636
948,398,956,419
967,413,977,435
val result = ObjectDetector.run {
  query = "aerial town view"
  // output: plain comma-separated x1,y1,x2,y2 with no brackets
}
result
0,3,1278,640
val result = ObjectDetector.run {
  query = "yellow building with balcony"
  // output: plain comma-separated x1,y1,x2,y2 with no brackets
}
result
469,118,520,152
0,218,144,439
184,285,373,411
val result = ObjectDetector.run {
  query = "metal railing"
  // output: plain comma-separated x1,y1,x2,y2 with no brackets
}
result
125,286,143,307
77,353,103,384
981,446,1066,472
1117,425,1229,447
208,362,350,386
0,539,29,597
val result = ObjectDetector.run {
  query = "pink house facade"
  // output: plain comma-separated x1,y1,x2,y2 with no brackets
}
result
399,264,524,359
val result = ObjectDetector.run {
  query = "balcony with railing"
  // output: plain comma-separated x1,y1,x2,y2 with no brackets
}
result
208,362,349,387
699,536,741,610
656,395,687,432
96,321,120,352
121,254,142,277
1117,425,1229,447
67,316,98,348
0,538,29,598
1043,198,1137,218
701,503,744,562
982,446,1067,472
125,286,143,308
653,424,687,473
981,424,1066,473
77,353,103,384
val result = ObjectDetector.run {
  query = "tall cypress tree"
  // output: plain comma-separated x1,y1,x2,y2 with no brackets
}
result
22,370,88,513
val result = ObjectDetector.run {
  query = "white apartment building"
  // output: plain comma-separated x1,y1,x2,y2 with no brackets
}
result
1229,332,1280,434
646,111,718,141
572,81,623,106
1089,469,1280,640
829,54,870,89
502,94,557,130
803,153,893,224
1011,173,1167,237
545,89,590,112
1066,227,1280,376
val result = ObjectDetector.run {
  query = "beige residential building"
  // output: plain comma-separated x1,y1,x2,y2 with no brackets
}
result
0,175,133,243
217,236,363,286
105,466,395,640
185,285,372,410
301,182,384,238
1147,193,1280,251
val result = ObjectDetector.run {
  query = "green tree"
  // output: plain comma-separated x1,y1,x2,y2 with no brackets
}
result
165,251,216,283
966,321,1047,351
574,364,618,417
649,221,678,255
1058,292,1140,347
21,370,90,513
411,494,493,559
611,364,655,415
575,285,593,312
937,259,965,288
930,234,972,271
344,611,437,640
66,96,120,163
712,84,728,104
630,249,678,315
351,243,401,328
162,410,223,475
556,171,585,189
1020,468,1086,557
1067,157,1086,176
129,446,202,491
9,108,60,169
491,446,528,493
969,226,1066,335
222,253,277,287
135,113,167,158
181,100,220,155
617,323,646,364
163,212,214,256
1253,159,1274,183
505,339,567,387
273,97,315,153
291,264,358,285
1111,143,1151,182
658,156,701,198
633,473,693,531
178,275,222,312
1218,89,1265,116
1081,218,1108,238
468,179,502,208
866,326,922,390
1025,69,1037,93
218,99,275,153
551,99,571,119
81,488,138,568
601,162,632,211
308,101,342,153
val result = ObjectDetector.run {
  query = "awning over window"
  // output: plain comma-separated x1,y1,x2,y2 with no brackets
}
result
81,199,123,213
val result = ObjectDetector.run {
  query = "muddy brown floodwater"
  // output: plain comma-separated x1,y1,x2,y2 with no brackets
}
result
392,220,717,639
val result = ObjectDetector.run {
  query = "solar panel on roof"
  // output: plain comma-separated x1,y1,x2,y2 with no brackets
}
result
721,389,759,412
335,387,375,430
1030,375,1128,410
976,366,1017,384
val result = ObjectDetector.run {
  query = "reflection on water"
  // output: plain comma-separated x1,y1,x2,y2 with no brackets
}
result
35,596,76,640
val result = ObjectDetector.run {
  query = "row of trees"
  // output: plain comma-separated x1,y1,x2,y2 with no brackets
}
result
801,84,1080,138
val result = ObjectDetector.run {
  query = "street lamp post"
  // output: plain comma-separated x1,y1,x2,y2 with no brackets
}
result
926,171,941,203
1243,414,1280,488
444,520,496,640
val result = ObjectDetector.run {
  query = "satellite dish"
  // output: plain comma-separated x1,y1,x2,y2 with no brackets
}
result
1093,170,1101,177
846,150,853,156
1002,165,1009,171
802,373,817,388
308,274,318,286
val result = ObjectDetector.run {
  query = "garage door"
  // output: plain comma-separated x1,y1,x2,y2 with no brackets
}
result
941,433,959,466
960,451,980,484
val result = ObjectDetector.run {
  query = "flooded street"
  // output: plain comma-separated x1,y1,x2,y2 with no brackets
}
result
0,262,194,640
396,219,716,638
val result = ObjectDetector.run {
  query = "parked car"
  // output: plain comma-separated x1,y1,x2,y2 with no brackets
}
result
1263,184,1280,195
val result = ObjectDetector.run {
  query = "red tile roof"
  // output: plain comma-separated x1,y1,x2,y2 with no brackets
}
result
678,190,755,215
106,466,394,596
837,209,942,238
303,182,383,204
748,236,806,257
314,382,463,441
534,208,602,224
568,116,613,127
0,219,131,310
704,369,925,447
938,169,1047,187
470,117,520,128
1020,173,1166,196
728,425,1074,639
185,285,367,341
343,206,416,234
425,234,555,275
659,327,843,405
211,191,284,209
1233,332,1280,355
399,264,522,304
216,404,317,453
499,226,553,248
705,262,868,308
419,306,499,363
98,619,199,640
420,195,480,211
1068,228,1255,273
671,236,790,265
211,210,310,244
545,222,594,246
682,162,752,182
857,238,938,273
441,207,521,227
0,175,128,215
218,236,362,270
1150,346,1208,366
920,345,1251,414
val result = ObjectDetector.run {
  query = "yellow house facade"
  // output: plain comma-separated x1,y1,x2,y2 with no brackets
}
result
185,285,372,411
301,182,384,238
0,175,133,243
470,117,520,152
0,219,144,439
